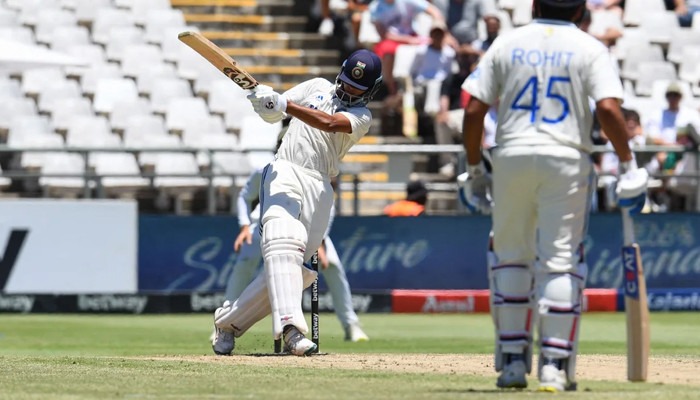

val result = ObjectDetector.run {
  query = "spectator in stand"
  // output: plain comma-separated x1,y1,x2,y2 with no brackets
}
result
472,14,501,53
667,125,700,209
384,180,428,216
432,0,497,45
434,53,471,176
317,0,373,51
645,82,700,176
578,9,622,48
370,0,448,95
410,20,455,87
586,0,623,16
409,20,456,121
432,0,497,69
348,0,373,47
670,0,700,27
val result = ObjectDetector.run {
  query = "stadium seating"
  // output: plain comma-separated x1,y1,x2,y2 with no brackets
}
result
0,0,697,214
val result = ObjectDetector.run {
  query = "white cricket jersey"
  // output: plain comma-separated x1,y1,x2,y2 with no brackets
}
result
278,78,372,177
463,19,624,153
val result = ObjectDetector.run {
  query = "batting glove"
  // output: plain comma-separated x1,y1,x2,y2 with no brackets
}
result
616,159,648,214
246,84,274,109
457,161,493,215
260,111,285,124
254,91,287,115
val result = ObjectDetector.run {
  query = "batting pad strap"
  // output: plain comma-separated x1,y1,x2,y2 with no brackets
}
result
498,329,531,346
540,335,575,358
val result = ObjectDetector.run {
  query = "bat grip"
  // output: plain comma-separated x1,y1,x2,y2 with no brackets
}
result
248,82,263,93
621,208,635,246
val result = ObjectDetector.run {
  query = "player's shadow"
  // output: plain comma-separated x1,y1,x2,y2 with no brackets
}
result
433,388,527,394
246,352,330,357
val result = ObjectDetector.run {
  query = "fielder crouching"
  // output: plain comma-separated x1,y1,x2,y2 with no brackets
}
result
211,49,382,356
459,0,648,392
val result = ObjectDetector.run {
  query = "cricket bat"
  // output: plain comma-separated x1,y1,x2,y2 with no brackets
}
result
402,77,418,138
178,31,259,91
621,208,650,382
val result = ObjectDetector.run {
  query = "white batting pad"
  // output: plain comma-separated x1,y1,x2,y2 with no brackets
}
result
490,263,535,372
214,272,270,337
213,264,317,339
262,218,308,339
537,261,587,381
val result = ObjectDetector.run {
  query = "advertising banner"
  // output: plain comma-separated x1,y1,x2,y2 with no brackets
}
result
0,200,137,294
138,215,239,293
138,214,700,292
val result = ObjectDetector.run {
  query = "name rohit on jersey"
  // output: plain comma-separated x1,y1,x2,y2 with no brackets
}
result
511,48,574,68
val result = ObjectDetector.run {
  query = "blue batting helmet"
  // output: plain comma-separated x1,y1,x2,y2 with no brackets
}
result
335,49,383,107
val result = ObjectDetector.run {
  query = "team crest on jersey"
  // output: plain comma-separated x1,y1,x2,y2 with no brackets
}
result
351,61,366,79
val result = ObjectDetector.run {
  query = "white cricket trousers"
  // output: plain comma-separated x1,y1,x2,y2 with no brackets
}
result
491,145,593,273
260,159,334,261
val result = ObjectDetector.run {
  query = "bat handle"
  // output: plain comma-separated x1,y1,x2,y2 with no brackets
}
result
621,207,635,246
248,83,262,93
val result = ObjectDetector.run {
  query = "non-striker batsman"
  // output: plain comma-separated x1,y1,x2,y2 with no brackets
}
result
460,0,648,391
211,49,382,356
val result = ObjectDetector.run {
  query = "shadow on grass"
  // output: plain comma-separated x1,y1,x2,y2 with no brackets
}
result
247,352,332,357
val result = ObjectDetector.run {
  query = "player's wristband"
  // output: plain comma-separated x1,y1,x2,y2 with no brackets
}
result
619,158,638,175
467,160,486,177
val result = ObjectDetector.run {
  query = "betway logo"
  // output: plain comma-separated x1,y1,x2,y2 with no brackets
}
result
302,292,373,313
191,293,226,312
77,295,148,314
422,295,475,313
0,294,34,313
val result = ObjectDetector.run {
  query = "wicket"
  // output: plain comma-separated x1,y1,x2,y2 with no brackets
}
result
274,251,320,354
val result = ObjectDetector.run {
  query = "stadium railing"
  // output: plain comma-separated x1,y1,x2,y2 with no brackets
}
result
0,144,697,214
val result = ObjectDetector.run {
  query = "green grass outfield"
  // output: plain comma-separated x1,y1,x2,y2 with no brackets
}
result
0,313,698,399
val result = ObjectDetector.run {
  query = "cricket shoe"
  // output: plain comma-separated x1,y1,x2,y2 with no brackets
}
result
283,326,317,356
345,323,369,342
538,364,575,392
212,304,235,355
496,360,528,389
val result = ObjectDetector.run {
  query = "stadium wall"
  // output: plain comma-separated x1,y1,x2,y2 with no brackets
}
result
2,203,700,313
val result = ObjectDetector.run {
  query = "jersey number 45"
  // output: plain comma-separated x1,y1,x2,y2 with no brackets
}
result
511,76,571,124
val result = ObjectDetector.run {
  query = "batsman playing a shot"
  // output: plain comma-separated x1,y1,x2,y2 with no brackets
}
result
223,165,369,342
212,49,382,356
460,0,648,391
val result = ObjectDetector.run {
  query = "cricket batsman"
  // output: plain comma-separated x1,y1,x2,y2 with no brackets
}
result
212,49,382,356
223,165,369,342
460,0,648,391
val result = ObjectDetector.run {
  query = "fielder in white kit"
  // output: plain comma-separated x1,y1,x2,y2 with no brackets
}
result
212,49,382,356
224,167,369,342
460,0,648,391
